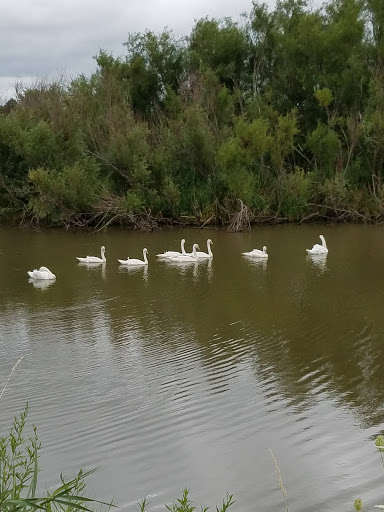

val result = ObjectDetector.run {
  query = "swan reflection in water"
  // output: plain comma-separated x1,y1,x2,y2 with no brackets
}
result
307,253,328,273
119,263,148,283
164,258,198,274
77,261,107,279
163,257,213,283
28,278,55,290
242,255,268,270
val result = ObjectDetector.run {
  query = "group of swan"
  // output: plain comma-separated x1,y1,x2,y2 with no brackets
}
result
27,235,328,281
156,239,213,262
241,234,328,259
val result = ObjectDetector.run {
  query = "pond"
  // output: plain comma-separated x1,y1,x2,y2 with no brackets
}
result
1,224,384,511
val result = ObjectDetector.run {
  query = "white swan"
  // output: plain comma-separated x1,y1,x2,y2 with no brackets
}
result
168,243,200,262
27,266,56,280
76,246,106,263
195,239,213,259
118,248,148,266
306,235,328,255
242,246,268,258
157,239,187,258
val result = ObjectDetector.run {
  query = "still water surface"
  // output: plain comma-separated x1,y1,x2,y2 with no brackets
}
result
1,224,384,511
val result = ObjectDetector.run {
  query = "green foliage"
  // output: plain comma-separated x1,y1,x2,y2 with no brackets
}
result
161,176,181,215
234,116,271,161
278,167,313,220
164,489,234,512
269,111,299,175
314,88,334,109
28,159,101,223
217,137,256,204
318,173,350,209
189,18,249,89
2,0,384,226
306,123,340,176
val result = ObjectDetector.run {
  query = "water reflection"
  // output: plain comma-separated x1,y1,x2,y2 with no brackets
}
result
119,264,148,283
163,258,198,269
307,253,328,273
77,262,107,279
242,255,268,270
28,278,56,290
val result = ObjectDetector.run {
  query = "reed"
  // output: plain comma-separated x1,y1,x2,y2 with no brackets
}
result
269,448,289,512
0,359,113,511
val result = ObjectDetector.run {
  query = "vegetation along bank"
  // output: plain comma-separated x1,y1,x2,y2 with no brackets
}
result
1,0,384,231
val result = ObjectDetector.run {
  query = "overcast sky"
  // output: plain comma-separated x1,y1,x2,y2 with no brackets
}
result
1,0,279,102
1,0,322,103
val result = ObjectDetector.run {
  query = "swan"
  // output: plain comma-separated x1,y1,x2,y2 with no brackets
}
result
242,246,268,258
27,266,56,280
195,239,213,259
168,243,200,262
157,239,187,258
76,246,106,263
118,248,148,266
306,235,328,255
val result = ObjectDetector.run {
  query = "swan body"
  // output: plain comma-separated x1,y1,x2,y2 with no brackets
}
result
168,243,200,262
118,248,148,266
306,235,328,255
27,266,56,280
76,246,106,263
195,239,213,259
157,239,187,258
242,246,268,258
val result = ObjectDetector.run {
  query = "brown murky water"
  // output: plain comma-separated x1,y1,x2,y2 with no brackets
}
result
1,224,384,511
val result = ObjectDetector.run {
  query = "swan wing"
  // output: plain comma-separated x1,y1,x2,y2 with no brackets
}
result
29,269,55,280
77,255,103,263
196,251,212,259
168,255,196,262
126,258,147,265
157,250,182,258
307,244,328,254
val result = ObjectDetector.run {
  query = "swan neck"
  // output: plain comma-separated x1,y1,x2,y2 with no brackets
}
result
320,236,327,249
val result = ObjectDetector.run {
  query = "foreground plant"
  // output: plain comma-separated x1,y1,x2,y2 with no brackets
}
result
354,435,384,512
0,403,112,511
137,489,234,512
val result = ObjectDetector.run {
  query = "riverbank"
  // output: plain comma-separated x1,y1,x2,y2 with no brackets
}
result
1,0,384,233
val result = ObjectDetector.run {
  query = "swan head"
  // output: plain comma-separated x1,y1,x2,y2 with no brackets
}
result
101,246,106,253
207,239,213,245
263,246,267,253
143,248,148,254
